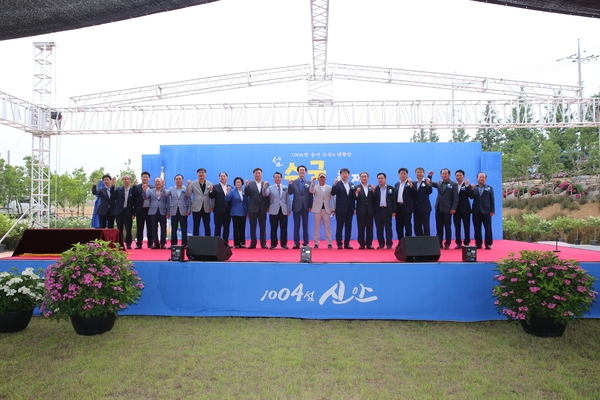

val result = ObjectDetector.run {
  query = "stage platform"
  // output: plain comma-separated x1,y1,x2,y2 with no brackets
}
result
2,240,599,321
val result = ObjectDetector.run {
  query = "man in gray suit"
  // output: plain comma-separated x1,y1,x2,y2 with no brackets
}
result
166,174,191,248
288,165,313,249
143,177,169,249
245,167,269,249
263,172,292,249
471,172,495,250
428,168,459,250
309,172,335,249
186,167,213,237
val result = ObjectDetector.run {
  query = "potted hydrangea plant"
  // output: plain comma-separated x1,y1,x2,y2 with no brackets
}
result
40,239,144,335
492,250,597,337
0,267,45,332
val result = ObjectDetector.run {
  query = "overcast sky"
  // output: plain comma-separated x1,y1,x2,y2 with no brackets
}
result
1,0,599,177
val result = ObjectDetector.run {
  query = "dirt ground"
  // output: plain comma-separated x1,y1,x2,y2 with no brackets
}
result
503,201,600,219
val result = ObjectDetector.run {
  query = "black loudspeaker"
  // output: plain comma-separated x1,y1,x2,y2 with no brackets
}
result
462,246,477,262
395,236,441,262
186,236,232,261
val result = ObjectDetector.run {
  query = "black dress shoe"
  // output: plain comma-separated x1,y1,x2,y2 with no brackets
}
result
377,245,384,249
135,245,142,249
239,244,246,248
302,243,309,247
160,245,166,249
281,245,289,249
126,244,132,250
328,244,333,249
269,246,276,250
151,245,158,250
235,245,241,249
367,245,375,249
248,245,256,249
454,245,462,249
337,245,343,250
292,244,300,249
344,245,353,249
485,245,492,250
314,244,319,249
476,245,482,249
358,245,365,250
386,245,393,250
261,245,268,249
443,245,450,250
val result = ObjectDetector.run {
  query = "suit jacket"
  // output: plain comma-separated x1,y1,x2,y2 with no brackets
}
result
374,185,397,217
354,184,375,216
225,188,248,217
471,184,495,215
263,184,292,215
331,180,356,213
430,178,459,213
143,187,169,216
413,179,433,212
244,181,269,214
92,184,114,216
310,183,335,214
288,178,313,212
456,182,473,214
166,186,191,216
112,185,135,216
210,183,231,214
187,180,213,212
133,183,153,214
394,180,415,212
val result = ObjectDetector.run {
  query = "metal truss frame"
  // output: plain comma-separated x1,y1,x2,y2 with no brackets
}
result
308,0,332,102
47,98,599,134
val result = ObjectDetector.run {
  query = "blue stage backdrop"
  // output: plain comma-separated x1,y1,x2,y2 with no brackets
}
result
142,142,502,242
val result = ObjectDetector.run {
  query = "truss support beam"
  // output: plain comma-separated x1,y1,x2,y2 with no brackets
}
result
30,42,56,228
52,98,600,134
329,63,583,99
70,64,312,107
308,0,332,102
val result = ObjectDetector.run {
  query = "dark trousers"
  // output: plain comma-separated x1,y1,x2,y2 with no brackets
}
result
150,212,167,247
374,207,393,247
435,209,453,247
170,210,189,246
293,208,309,246
473,212,493,247
232,216,246,247
192,209,211,236
395,203,413,240
413,208,431,236
136,207,153,247
249,210,267,247
453,211,471,246
270,209,288,247
214,211,232,243
116,210,133,246
335,211,353,246
97,213,115,229
356,212,374,246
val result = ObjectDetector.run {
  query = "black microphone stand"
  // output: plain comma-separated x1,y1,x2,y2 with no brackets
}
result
553,231,561,253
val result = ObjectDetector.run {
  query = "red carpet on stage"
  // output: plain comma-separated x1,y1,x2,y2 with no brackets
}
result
12,240,600,263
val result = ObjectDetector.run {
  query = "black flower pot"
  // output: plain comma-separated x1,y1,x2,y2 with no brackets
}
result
521,317,566,337
70,313,117,336
0,309,34,333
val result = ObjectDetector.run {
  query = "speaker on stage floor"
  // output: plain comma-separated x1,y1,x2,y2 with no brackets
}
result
395,236,441,262
186,236,232,261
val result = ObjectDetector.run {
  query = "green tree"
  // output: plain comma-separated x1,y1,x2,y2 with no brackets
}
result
449,126,470,142
513,144,535,181
116,159,137,186
0,158,29,210
472,102,504,151
538,140,562,181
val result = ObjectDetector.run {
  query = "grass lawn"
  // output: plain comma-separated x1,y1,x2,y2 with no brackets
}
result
2,317,600,399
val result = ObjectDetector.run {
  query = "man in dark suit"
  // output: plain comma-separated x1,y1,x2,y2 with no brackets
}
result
471,172,495,250
113,174,136,249
245,167,270,249
210,172,232,247
428,168,459,250
354,172,375,249
373,172,396,249
92,174,115,229
453,169,472,249
394,167,415,244
331,168,356,249
288,165,313,249
133,171,153,249
413,167,433,236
